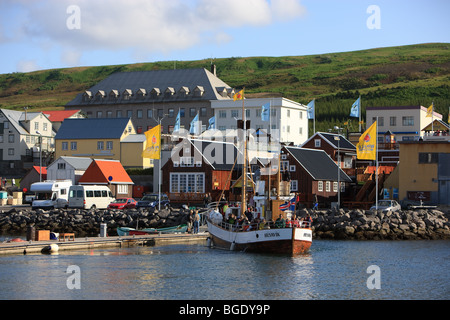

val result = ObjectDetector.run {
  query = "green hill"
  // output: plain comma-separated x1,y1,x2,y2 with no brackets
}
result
1,42,449,134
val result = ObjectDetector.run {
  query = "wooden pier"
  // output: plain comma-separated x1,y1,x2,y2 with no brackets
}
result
0,232,209,256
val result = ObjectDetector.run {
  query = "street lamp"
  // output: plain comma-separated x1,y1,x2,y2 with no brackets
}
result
36,131,42,182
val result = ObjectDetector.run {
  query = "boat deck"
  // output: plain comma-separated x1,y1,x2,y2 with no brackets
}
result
0,231,208,256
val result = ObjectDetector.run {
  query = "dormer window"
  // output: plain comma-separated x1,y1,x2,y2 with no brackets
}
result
194,86,204,97
179,86,190,96
123,89,132,101
95,90,105,101
82,91,92,102
165,87,175,98
109,90,119,101
136,88,146,99
227,88,235,98
150,88,160,99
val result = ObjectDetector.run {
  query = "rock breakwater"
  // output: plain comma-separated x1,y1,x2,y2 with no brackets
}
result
0,207,190,237
307,207,450,240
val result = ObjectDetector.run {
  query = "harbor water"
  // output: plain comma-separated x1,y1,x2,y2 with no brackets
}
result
0,238,448,300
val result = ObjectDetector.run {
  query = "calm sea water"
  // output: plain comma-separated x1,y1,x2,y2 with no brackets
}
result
0,239,448,300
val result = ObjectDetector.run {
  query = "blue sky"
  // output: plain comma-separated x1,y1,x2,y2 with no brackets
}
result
0,0,449,74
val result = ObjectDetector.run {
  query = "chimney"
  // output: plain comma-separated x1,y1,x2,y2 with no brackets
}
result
211,64,216,76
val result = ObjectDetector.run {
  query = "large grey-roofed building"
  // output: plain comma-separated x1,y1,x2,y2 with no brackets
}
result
65,67,236,135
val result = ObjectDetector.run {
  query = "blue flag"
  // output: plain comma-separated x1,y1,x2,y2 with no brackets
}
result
350,97,360,118
307,100,315,120
190,112,199,135
208,116,215,130
173,109,181,132
261,102,270,122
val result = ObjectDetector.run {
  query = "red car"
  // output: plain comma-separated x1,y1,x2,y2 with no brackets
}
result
107,198,137,210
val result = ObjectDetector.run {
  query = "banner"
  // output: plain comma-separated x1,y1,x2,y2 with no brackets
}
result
307,99,315,120
350,97,360,118
142,125,161,159
356,121,377,160
261,102,270,122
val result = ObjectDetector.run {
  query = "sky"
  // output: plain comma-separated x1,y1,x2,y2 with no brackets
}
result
0,0,449,74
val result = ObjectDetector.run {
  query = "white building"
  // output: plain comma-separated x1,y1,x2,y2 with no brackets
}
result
211,97,309,146
366,105,442,142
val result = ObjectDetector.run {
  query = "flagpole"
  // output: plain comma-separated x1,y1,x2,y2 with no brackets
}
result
432,102,434,132
313,99,316,135
242,89,247,215
359,96,362,133
375,117,379,210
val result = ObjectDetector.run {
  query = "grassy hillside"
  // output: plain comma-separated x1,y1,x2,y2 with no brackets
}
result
0,43,449,134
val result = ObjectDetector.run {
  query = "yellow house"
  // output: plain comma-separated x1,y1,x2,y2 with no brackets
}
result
398,139,450,204
54,118,152,169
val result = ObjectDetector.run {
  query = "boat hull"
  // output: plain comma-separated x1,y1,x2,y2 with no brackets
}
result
207,220,312,255
117,224,187,236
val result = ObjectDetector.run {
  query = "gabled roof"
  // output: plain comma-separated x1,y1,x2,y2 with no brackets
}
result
0,109,47,135
66,68,234,106
190,139,242,171
78,159,133,185
54,118,131,140
42,110,82,122
33,166,47,175
301,132,356,150
49,156,93,171
285,146,352,182
421,119,450,132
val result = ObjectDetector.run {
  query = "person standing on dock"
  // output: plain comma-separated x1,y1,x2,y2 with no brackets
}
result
193,210,200,234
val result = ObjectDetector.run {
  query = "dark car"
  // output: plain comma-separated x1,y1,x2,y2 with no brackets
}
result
107,198,137,210
136,193,170,210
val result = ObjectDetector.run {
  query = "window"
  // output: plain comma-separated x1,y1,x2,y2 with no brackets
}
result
318,181,323,192
107,111,113,118
256,109,261,118
62,142,68,150
290,180,298,192
314,139,321,147
147,109,153,119
137,126,143,134
97,141,104,150
231,110,239,118
168,108,174,118
170,173,205,193
71,142,77,150
287,110,290,117
137,110,143,118
289,165,296,172
43,123,48,131
333,182,338,192
200,107,207,117
402,116,414,126
97,111,103,118
117,110,123,118
58,163,66,170
118,185,128,194
299,111,303,119
379,117,384,126
180,157,194,167
180,108,185,118
326,181,331,192
271,109,276,117
8,148,14,156
246,109,250,118
106,141,113,150
190,108,196,117
127,110,133,118
390,116,396,126
418,153,438,164
219,110,227,118
35,122,39,131
8,134,14,143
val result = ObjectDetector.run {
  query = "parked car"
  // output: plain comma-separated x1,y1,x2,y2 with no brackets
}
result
136,193,170,210
370,200,401,212
107,198,137,210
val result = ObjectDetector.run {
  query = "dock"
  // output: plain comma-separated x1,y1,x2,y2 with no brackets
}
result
0,232,209,256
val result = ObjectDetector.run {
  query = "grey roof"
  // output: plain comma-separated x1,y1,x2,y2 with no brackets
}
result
285,146,352,182
301,132,356,150
54,118,131,140
66,68,234,106
121,134,146,143
53,156,93,170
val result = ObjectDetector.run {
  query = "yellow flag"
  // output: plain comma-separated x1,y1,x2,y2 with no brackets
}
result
357,121,377,160
233,89,244,101
142,125,161,159
426,104,433,117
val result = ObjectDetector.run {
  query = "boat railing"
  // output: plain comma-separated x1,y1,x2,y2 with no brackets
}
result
211,219,311,232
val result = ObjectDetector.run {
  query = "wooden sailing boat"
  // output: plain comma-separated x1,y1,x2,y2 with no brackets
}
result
206,90,312,255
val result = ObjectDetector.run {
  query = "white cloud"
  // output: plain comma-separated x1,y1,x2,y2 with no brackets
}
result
16,59,41,72
4,0,307,67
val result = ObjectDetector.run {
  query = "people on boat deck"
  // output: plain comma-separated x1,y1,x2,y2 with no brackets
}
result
193,210,200,234
275,214,285,228
285,217,293,228
188,210,194,233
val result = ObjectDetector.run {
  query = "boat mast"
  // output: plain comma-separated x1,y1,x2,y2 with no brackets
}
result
242,89,247,214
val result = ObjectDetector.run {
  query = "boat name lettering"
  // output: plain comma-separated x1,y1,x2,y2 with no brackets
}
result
264,232,280,238
303,233,311,237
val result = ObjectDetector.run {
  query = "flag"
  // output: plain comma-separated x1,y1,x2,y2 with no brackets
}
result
233,89,244,101
142,125,161,159
307,100,315,120
208,116,215,130
350,97,360,118
426,104,433,117
279,197,296,211
173,109,181,132
190,112,200,135
261,102,270,121
356,121,377,160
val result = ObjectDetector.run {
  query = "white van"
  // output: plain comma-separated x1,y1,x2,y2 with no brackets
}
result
68,185,114,210
31,180,72,210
